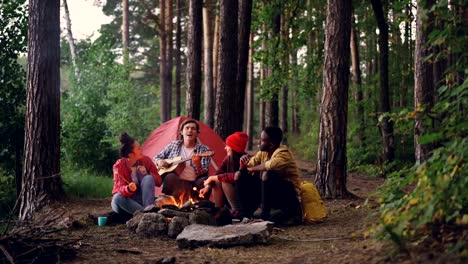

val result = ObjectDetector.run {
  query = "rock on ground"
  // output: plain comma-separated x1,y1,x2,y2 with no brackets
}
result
176,221,274,249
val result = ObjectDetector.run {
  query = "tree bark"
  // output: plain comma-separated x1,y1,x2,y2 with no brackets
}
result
370,0,394,163
234,0,253,132
265,11,280,128
20,0,64,221
159,0,169,123
164,0,173,119
203,0,215,127
186,0,203,119
280,13,289,136
350,20,364,144
246,32,254,150
175,0,182,116
122,0,129,65
214,0,238,140
314,0,352,199
414,0,435,163
62,0,79,79
212,8,220,94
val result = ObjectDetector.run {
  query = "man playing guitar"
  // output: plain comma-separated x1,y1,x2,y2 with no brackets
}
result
153,119,212,203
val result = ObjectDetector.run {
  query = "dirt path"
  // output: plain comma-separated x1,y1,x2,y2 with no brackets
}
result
50,162,392,264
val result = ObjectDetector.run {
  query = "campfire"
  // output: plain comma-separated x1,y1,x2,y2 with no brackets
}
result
154,187,201,210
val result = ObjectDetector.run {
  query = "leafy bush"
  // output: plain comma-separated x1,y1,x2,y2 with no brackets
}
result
374,78,467,254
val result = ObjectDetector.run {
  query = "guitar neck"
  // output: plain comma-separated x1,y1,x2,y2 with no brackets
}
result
169,157,192,166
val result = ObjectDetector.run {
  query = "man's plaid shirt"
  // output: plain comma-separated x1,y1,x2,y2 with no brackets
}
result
152,140,212,177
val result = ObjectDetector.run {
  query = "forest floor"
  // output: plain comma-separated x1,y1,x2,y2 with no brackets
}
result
33,159,456,264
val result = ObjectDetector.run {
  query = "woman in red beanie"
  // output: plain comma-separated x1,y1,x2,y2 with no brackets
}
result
200,132,261,219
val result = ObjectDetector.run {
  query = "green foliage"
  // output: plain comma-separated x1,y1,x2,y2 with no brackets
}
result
0,169,16,219
289,113,319,161
61,163,112,199
0,0,27,177
61,38,117,172
374,78,468,253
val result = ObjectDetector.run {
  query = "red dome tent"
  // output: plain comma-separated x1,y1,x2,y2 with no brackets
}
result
141,116,226,176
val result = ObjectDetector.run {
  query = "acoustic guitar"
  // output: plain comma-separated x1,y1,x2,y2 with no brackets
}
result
157,151,215,175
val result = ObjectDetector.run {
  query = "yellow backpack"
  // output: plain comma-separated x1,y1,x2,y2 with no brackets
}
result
300,181,327,223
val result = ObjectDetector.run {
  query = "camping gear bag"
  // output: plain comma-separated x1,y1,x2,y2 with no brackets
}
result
300,181,327,223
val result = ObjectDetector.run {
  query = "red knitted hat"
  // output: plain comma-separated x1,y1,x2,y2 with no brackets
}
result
226,132,249,153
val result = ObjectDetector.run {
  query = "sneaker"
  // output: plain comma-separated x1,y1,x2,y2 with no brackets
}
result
269,209,286,224
253,208,264,219
230,210,246,220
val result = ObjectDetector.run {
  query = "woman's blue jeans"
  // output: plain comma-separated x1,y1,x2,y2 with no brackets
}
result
111,174,155,215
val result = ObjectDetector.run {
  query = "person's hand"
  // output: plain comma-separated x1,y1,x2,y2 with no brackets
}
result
137,165,147,175
128,182,137,192
204,176,218,186
199,186,211,198
192,154,202,169
239,154,251,169
234,171,242,181
158,159,169,168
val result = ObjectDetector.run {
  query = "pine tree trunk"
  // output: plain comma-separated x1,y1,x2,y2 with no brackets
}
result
20,0,64,221
259,27,266,131
266,11,280,128
280,14,289,135
164,0,173,119
186,0,203,119
175,0,182,116
214,0,238,140
371,0,394,163
203,0,215,127
414,0,435,163
234,0,253,132
350,21,364,144
314,0,351,199
159,0,169,123
122,0,129,65
62,0,79,79
246,33,254,150
212,10,220,94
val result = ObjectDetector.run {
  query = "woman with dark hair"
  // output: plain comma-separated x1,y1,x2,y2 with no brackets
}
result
111,132,162,217
200,132,260,219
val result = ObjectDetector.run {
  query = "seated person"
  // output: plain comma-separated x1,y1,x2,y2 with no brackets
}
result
200,132,260,218
153,119,212,203
237,126,302,225
112,132,162,217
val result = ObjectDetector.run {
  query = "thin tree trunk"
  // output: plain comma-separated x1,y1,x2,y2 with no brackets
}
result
370,0,394,163
165,0,173,119
212,8,220,94
314,0,352,199
214,0,238,139
122,0,129,65
234,0,253,132
259,26,266,131
20,0,64,221
175,0,182,116
246,32,254,150
266,11,280,128
350,20,364,143
203,0,215,127
62,0,79,79
280,13,288,135
186,0,203,119
159,0,169,123
414,0,435,163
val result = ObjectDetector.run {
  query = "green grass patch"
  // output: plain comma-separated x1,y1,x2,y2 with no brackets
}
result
62,166,112,199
